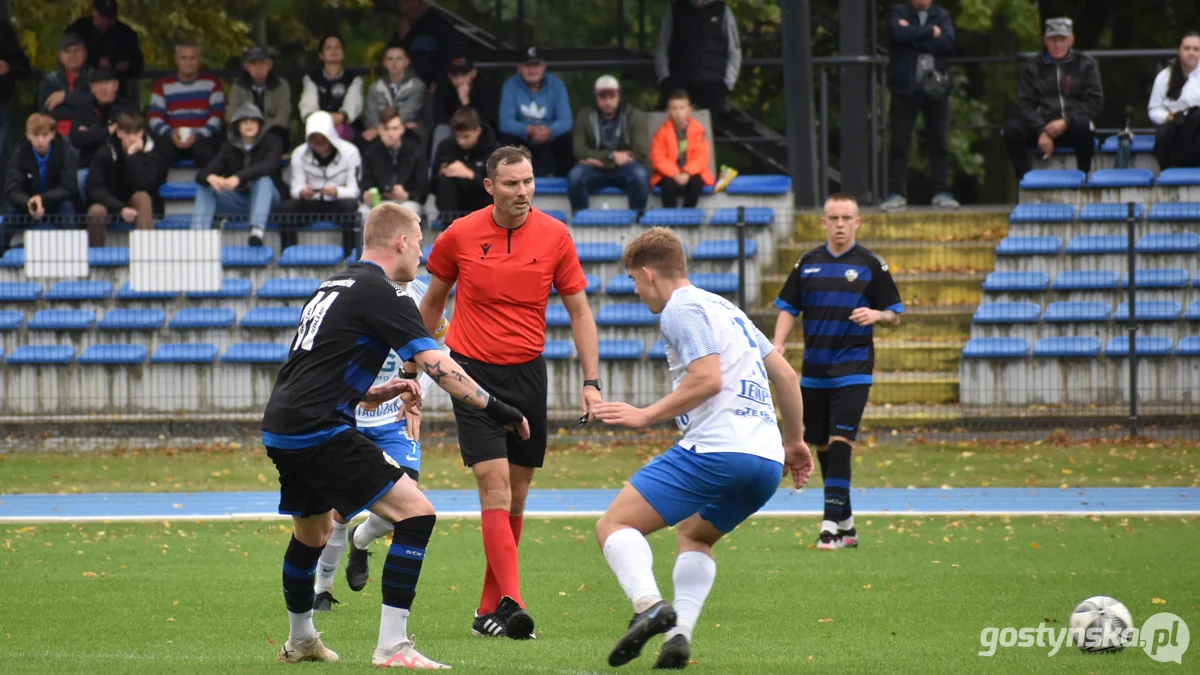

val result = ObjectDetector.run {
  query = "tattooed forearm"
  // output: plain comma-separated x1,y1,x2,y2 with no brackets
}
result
451,387,490,406
423,359,449,383
412,351,496,410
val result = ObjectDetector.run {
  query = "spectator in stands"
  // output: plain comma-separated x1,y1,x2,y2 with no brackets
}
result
882,0,958,211
0,18,33,171
70,67,140,171
65,0,143,98
191,103,285,247
37,34,94,140
228,46,292,150
298,34,365,142
567,75,649,213
364,45,425,144
431,107,498,218
2,113,79,252
387,0,468,91
1149,32,1200,170
432,57,500,153
655,0,742,116
149,43,225,168
1003,18,1104,180
281,111,362,256
649,90,714,208
85,111,168,246
361,107,427,219
499,46,574,177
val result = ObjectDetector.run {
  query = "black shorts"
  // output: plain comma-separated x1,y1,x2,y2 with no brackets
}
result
450,351,548,468
801,384,871,446
266,428,408,519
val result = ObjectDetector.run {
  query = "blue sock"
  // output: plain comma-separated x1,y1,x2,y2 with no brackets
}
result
282,535,324,614
381,514,436,611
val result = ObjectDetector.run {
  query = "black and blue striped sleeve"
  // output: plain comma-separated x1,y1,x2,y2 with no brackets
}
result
866,258,903,314
773,260,806,317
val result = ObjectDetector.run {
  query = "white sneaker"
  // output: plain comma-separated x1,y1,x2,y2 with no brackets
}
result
277,634,339,663
373,640,451,669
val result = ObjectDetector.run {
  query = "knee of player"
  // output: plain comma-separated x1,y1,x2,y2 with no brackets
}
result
409,494,436,518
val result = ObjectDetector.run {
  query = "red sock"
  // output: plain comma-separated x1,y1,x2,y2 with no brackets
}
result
509,514,524,545
479,509,522,611
479,514,526,614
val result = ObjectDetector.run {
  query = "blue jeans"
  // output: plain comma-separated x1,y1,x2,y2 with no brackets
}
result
77,168,89,204
567,161,650,211
191,176,281,230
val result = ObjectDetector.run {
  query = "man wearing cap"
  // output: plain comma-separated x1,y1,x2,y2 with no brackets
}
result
567,75,649,213
37,34,94,141
65,0,143,98
655,0,742,116
498,46,575,177
1003,17,1104,179
69,66,141,170
228,46,293,149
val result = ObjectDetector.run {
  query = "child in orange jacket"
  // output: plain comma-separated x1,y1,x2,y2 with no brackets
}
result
649,90,714,208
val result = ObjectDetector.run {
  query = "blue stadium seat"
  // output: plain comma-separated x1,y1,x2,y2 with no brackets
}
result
1019,170,1085,190
28,309,96,330
543,340,572,360
1100,134,1155,154
160,182,197,200
1043,301,1111,323
98,308,166,331
546,305,571,327
541,209,569,223
972,302,1041,324
170,308,237,329
1113,301,1182,322
301,220,340,232
1032,336,1101,358
155,214,192,230
88,247,129,267
1147,203,1200,221
639,208,705,227
222,246,275,267
279,245,343,267
0,310,25,330
1178,336,1200,356
1187,301,1200,321
576,242,622,263
1104,335,1174,357
186,277,254,299
421,244,433,263
535,177,568,195
692,239,758,260
995,236,1063,256
1065,235,1127,255
709,207,775,226
651,183,715,196
981,271,1049,292
0,247,24,267
115,281,179,300
0,281,43,302
551,274,600,295
223,342,289,363
596,303,659,326
725,175,791,195
692,272,739,294
7,344,75,364
1052,270,1119,290
151,343,218,363
1086,168,1154,188
45,280,112,301
80,344,148,364
648,340,668,360
1123,268,1189,288
1135,232,1200,254
572,209,638,227
1008,203,1075,223
961,337,1031,358
598,339,645,360
606,275,635,294
258,277,320,299
1154,168,1200,186
1078,203,1144,221
241,306,302,329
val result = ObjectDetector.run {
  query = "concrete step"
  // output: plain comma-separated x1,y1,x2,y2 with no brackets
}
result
792,206,1010,242
773,240,996,277
783,340,960,373
748,306,974,342
871,371,959,405
760,271,985,308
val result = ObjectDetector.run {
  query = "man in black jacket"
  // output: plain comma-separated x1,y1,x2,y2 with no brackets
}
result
65,0,143,99
882,0,957,211
1003,17,1104,179
0,19,33,171
3,114,79,252
431,57,500,150
69,67,140,170
37,34,94,142
362,107,428,219
655,0,742,116
85,111,168,246
431,107,498,219
191,103,284,247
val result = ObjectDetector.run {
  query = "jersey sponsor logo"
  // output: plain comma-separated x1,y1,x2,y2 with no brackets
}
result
738,379,774,406
803,267,821,274
734,406,777,424
844,269,858,282
320,279,356,288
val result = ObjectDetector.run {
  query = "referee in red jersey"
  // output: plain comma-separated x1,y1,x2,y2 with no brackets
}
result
420,145,602,640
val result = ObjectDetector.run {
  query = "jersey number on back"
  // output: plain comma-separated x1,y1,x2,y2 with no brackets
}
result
293,291,340,352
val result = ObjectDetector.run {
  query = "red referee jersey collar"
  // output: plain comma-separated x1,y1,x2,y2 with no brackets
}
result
489,205,532,232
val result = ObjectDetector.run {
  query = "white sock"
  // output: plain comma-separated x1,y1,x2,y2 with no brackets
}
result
838,515,854,531
602,528,662,613
821,520,838,534
288,609,317,642
377,605,410,651
315,522,348,593
353,512,394,550
666,551,716,643
249,225,264,241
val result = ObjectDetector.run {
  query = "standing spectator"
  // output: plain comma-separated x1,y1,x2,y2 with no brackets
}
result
3,113,79,252
432,107,499,218
281,111,362,255
387,0,468,91
655,0,742,116
431,57,500,153
190,103,284,247
37,34,94,139
148,43,225,168
364,45,425,143
65,0,143,98
1149,32,1200,170
567,75,649,213
498,47,574,177
881,0,958,211
649,90,714,208
70,67,140,170
1003,18,1104,180
228,46,293,150
298,34,365,141
0,18,33,171
85,111,168,246
361,107,427,219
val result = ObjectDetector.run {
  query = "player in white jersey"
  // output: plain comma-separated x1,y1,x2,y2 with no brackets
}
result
591,228,813,669
311,276,451,612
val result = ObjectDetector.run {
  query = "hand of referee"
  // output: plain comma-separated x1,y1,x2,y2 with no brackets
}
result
784,439,815,489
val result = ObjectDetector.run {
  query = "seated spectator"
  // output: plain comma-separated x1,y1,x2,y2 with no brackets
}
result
649,90,714,208
0,18,34,170
498,46,574,177
1003,18,1103,179
432,107,498,218
298,34,364,142
37,34,94,139
70,67,139,171
65,0,143,98
149,42,225,168
85,111,168,246
2,113,79,252
281,111,362,255
1149,32,1200,170
191,103,284,247
364,45,425,144
655,0,742,116
228,46,292,149
361,107,427,219
431,57,500,152
567,75,649,213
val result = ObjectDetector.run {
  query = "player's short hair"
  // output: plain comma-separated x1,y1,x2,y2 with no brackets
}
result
666,89,691,105
377,106,401,127
825,192,859,208
363,202,420,250
451,107,482,132
116,111,144,134
486,145,532,179
25,112,55,136
623,227,688,278
174,42,200,53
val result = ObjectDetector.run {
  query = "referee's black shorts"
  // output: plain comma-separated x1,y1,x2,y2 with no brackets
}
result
266,428,409,519
801,384,871,446
450,351,548,468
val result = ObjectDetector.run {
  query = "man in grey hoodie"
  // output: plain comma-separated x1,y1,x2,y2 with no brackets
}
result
364,45,426,143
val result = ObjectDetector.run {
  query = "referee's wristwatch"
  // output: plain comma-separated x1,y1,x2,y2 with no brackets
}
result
583,378,603,392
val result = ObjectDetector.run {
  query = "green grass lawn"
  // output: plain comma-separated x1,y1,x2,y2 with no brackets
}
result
1,516,1196,673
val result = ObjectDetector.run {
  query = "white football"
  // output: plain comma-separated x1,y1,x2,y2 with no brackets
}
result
1069,595,1135,652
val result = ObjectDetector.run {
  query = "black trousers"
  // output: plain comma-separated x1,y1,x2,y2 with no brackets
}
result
500,132,575,177
1153,108,1200,170
1003,117,1095,178
659,174,704,208
434,176,492,220
278,198,359,255
887,91,949,196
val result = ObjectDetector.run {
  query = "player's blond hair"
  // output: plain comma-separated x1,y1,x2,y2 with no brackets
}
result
622,227,688,278
363,202,420,250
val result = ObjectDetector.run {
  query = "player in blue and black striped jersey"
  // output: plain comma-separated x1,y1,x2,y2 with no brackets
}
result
771,193,903,551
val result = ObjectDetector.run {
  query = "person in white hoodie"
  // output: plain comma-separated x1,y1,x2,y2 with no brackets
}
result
1149,32,1200,170
281,111,362,255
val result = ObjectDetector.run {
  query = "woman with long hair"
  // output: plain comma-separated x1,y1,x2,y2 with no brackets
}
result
1149,32,1200,169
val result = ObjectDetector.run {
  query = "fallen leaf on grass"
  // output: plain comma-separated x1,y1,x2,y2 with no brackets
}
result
1152,598,1167,605
1030,542,1040,549
817,618,834,623
81,571,97,577
167,618,176,622
266,635,276,645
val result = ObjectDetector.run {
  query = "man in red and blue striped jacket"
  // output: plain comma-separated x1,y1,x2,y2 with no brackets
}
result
148,42,225,167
